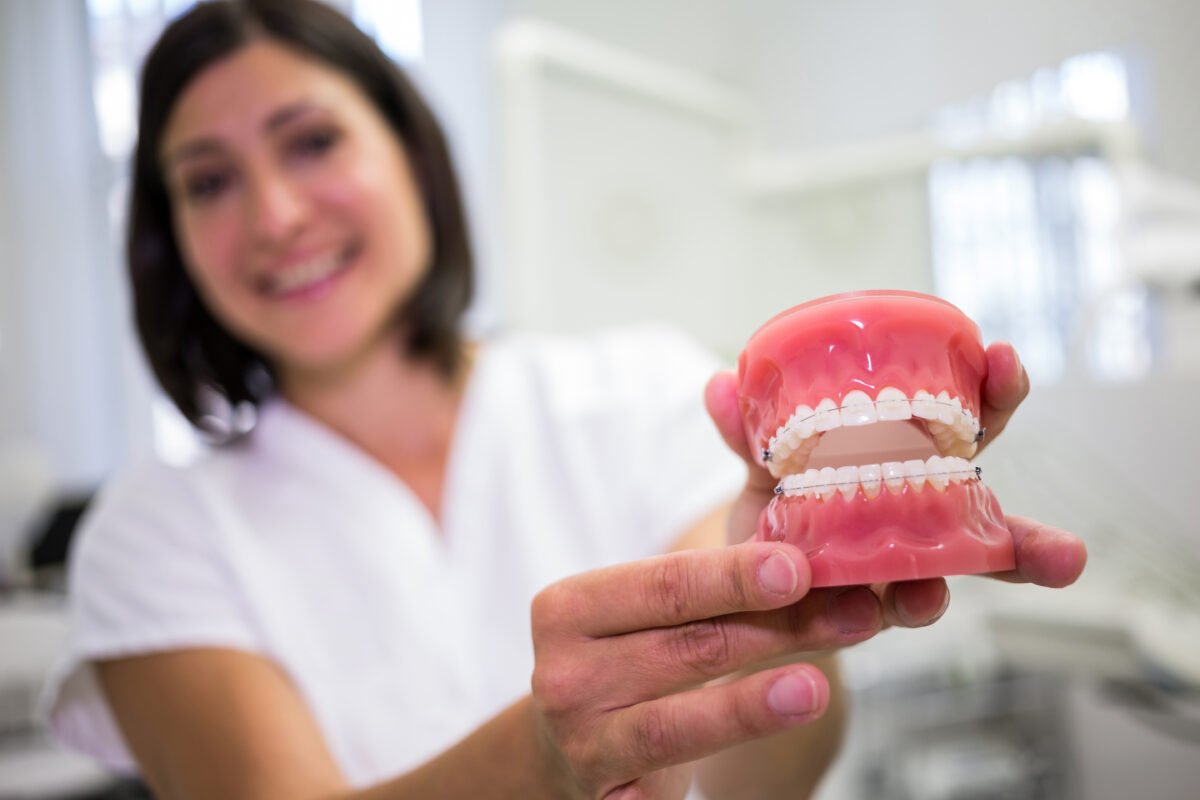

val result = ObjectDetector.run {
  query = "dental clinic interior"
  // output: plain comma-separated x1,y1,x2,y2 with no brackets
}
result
2,1,1199,798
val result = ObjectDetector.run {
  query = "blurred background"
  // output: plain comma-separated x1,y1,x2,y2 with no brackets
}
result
2,0,1198,797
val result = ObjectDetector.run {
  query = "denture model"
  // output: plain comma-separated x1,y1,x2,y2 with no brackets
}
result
737,291,1015,587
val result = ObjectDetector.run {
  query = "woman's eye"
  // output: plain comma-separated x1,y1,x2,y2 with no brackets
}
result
291,128,340,158
183,170,231,201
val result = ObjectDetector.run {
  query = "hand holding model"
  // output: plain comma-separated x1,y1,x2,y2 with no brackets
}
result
529,292,1087,798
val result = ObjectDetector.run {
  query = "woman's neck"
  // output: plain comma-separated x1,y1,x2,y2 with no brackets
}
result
277,337,472,478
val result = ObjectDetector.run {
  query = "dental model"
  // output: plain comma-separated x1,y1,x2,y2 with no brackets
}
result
737,291,1015,587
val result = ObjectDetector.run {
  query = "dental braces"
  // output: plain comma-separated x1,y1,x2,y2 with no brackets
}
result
772,465,984,495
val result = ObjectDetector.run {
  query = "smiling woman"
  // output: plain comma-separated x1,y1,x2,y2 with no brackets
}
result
128,0,472,435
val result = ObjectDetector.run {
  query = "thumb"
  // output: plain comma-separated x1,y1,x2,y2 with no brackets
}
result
705,370,776,494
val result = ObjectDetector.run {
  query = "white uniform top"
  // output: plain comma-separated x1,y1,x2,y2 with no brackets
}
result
41,325,744,786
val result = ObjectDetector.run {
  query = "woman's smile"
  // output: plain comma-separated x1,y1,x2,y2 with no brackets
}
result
256,239,363,301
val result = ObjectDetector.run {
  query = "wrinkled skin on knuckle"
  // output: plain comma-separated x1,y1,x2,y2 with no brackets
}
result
646,557,697,621
670,618,734,675
629,703,680,771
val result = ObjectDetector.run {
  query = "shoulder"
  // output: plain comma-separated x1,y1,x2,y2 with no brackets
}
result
67,447,254,594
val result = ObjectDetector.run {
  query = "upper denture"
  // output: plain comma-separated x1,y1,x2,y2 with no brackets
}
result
737,291,990,479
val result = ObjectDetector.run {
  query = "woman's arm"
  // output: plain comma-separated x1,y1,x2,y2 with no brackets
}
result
98,649,563,800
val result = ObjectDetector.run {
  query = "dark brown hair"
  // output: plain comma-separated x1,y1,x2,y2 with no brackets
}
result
129,0,473,437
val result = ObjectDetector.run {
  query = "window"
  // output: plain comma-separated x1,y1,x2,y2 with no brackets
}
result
928,52,1152,382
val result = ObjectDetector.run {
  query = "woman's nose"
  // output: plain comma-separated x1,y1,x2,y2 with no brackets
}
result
245,169,308,244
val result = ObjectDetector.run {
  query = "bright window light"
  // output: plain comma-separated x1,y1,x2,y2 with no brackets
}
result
354,0,424,63
928,51,1150,383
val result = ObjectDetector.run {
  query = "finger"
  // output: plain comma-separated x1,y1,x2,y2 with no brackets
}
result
877,578,950,628
978,341,1030,453
535,543,812,638
599,663,830,782
705,371,776,494
988,514,1087,588
598,586,882,693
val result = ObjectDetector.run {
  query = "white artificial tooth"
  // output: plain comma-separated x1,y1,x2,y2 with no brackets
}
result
802,468,821,499
911,389,937,420
785,428,804,450
951,410,971,437
859,464,882,499
955,458,975,481
817,467,838,501
935,391,957,424
835,466,860,500
945,457,961,482
882,461,905,494
789,405,816,440
903,459,927,492
778,475,798,495
840,390,878,427
875,387,913,421
814,398,842,432
943,458,961,483
925,455,949,491
928,423,957,452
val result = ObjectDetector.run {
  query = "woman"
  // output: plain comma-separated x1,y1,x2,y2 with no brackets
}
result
43,1,1086,797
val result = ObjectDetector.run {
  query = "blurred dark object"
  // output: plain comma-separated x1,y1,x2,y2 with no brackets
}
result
22,494,93,592
28,496,92,572
63,778,154,799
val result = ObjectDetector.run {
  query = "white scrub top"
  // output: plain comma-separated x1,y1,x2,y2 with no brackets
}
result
41,325,744,786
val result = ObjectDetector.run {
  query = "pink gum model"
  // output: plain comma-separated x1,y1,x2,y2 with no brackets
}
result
737,291,1015,587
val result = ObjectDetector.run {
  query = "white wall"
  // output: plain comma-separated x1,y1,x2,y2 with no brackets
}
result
0,0,128,496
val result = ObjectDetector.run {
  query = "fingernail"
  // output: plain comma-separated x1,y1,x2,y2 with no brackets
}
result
896,586,949,627
767,671,819,717
829,588,881,633
758,550,798,596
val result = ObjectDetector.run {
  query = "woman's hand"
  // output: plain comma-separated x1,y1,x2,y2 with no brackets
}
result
529,542,884,797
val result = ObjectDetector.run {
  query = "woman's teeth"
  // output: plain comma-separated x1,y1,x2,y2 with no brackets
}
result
267,250,348,295
766,388,980,477
776,456,979,501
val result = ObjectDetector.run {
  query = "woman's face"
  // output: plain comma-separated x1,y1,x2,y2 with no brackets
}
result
160,39,432,377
